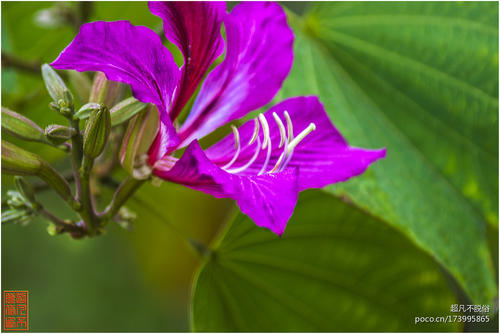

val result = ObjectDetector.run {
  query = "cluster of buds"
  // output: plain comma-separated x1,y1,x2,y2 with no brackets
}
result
1,64,156,238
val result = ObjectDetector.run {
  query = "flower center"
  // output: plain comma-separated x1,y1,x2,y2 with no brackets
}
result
222,111,316,175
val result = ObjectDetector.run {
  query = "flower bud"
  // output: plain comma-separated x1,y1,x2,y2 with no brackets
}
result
73,102,101,120
83,105,111,159
2,140,42,175
41,64,73,105
6,190,28,209
2,209,28,225
1,107,46,143
89,72,122,107
110,97,147,126
115,207,136,231
2,140,74,203
119,105,159,179
45,124,74,145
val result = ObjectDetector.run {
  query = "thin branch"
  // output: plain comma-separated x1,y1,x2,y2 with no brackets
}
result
40,207,71,226
2,52,41,75
39,207,86,238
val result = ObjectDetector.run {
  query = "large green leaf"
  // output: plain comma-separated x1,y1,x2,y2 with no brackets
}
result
192,191,460,332
275,2,497,304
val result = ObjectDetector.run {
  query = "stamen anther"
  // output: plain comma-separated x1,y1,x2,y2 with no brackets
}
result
258,114,270,149
284,110,293,142
249,118,260,145
272,112,286,148
227,136,261,174
230,125,240,149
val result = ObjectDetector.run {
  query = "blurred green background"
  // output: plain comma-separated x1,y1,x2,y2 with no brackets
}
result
2,1,498,332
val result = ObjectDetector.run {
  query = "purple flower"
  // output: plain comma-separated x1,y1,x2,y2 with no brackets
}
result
52,1,386,236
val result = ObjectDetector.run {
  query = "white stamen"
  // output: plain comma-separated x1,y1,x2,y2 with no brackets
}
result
231,125,240,149
249,118,260,145
284,110,293,142
222,112,316,175
280,149,295,173
272,112,286,148
227,136,261,174
221,125,241,170
258,133,272,175
258,114,270,149
287,123,316,154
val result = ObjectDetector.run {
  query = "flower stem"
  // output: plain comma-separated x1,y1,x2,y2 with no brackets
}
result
69,117,99,235
79,156,99,235
68,117,83,200
103,176,145,220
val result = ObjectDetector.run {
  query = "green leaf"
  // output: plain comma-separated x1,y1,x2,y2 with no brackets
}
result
192,191,460,332
277,2,497,304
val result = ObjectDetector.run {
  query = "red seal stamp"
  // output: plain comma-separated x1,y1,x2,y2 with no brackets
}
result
3,290,28,331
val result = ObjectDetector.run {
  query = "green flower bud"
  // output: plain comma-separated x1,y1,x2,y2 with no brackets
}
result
6,190,28,209
73,102,101,120
41,64,73,104
46,223,58,236
45,124,74,145
1,107,46,143
63,89,74,108
119,105,159,180
49,102,60,113
1,209,27,225
115,207,136,231
110,97,147,126
2,140,74,203
83,105,111,159
2,140,42,175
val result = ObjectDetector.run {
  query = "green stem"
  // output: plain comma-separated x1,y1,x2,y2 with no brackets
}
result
37,161,78,209
103,176,145,220
69,117,98,235
79,155,99,235
39,207,85,237
68,117,83,199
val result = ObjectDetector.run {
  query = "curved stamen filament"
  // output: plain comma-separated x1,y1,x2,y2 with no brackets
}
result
221,125,241,170
269,142,287,173
272,112,286,148
222,111,316,175
227,136,261,174
284,110,293,142
258,114,270,149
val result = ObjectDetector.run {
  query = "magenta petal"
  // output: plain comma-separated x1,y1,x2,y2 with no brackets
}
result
51,20,181,157
154,141,299,236
204,96,386,191
178,2,294,146
149,1,226,120
52,21,179,112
